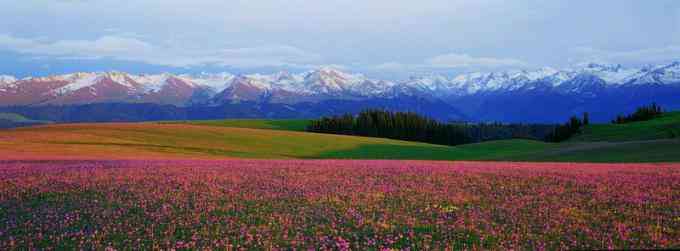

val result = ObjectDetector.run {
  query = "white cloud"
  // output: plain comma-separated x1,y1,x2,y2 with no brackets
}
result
569,46,680,65
0,34,321,68
371,54,527,72
425,53,527,68
373,62,411,71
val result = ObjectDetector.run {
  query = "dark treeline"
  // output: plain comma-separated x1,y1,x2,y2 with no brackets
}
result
306,109,556,146
464,122,557,142
545,113,589,142
547,103,667,142
612,103,663,124
307,110,472,146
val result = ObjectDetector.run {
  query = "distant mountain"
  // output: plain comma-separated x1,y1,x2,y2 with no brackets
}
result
1,62,679,122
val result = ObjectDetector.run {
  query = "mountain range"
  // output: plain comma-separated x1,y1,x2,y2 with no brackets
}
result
1,62,679,123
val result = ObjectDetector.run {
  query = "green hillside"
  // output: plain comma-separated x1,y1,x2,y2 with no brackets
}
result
169,114,680,163
0,123,552,161
317,139,556,161
170,119,309,132
0,113,35,122
571,112,680,142
3,113,678,162
0,113,52,128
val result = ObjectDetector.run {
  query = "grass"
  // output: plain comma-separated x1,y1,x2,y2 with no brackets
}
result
0,123,554,161
1,112,679,162
0,113,51,124
504,139,680,163
572,111,680,142
317,139,557,161
167,119,310,132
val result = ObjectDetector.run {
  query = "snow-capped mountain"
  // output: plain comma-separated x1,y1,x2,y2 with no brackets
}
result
396,62,680,97
1,61,679,122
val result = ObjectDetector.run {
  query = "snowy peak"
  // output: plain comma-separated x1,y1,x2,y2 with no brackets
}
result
184,72,234,92
0,75,17,84
212,76,270,103
575,63,636,84
404,61,680,95
303,68,356,94
0,75,17,93
53,72,141,95
1,61,679,107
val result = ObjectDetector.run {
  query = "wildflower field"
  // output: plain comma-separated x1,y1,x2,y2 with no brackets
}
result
0,159,678,250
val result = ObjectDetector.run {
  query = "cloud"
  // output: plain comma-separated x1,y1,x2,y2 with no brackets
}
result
0,34,321,68
569,46,680,65
373,62,411,71
371,53,527,73
425,53,527,68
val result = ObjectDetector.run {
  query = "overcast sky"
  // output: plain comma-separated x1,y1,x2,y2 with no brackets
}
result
0,0,679,78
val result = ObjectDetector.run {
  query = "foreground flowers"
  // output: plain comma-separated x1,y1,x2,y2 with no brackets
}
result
0,160,678,249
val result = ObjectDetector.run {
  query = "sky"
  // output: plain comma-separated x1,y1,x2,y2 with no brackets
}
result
0,0,679,79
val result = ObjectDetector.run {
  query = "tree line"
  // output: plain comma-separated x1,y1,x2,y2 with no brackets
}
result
546,103,666,142
612,103,663,124
306,109,556,146
544,113,589,142
308,103,667,145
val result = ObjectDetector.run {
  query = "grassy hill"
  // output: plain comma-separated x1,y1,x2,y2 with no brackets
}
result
172,119,309,132
0,112,52,123
0,112,52,128
514,139,680,163
571,112,680,142
1,112,678,162
1,123,551,160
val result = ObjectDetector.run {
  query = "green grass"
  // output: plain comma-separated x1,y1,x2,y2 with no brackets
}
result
511,139,680,163
572,112,680,142
167,119,310,132
0,112,48,123
2,123,556,161
316,139,556,161
147,113,680,162
4,112,680,163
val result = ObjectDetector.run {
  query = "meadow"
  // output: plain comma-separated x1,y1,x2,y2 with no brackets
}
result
1,118,679,162
0,112,678,249
1,159,678,249
0,123,555,161
170,119,310,132
572,112,680,142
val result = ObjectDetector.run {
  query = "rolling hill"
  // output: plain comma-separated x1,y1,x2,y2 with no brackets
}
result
170,119,310,132
164,112,680,163
0,122,552,161
571,111,680,142
1,111,678,162
0,112,52,128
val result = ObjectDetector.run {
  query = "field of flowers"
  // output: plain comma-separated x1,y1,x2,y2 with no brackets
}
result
0,159,678,249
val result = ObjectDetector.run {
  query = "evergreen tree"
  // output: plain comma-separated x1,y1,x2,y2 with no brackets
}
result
583,112,590,126
611,103,664,124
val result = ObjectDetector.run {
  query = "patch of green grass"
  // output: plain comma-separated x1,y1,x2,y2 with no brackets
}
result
316,139,556,161
166,119,310,132
25,124,461,159
514,139,680,163
0,112,51,123
572,112,680,142
5,117,680,162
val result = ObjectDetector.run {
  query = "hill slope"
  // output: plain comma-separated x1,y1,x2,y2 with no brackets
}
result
0,123,551,160
2,112,679,162
0,112,51,128
572,112,680,142
172,119,310,132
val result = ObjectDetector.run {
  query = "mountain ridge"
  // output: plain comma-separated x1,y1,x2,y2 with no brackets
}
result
1,61,679,122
